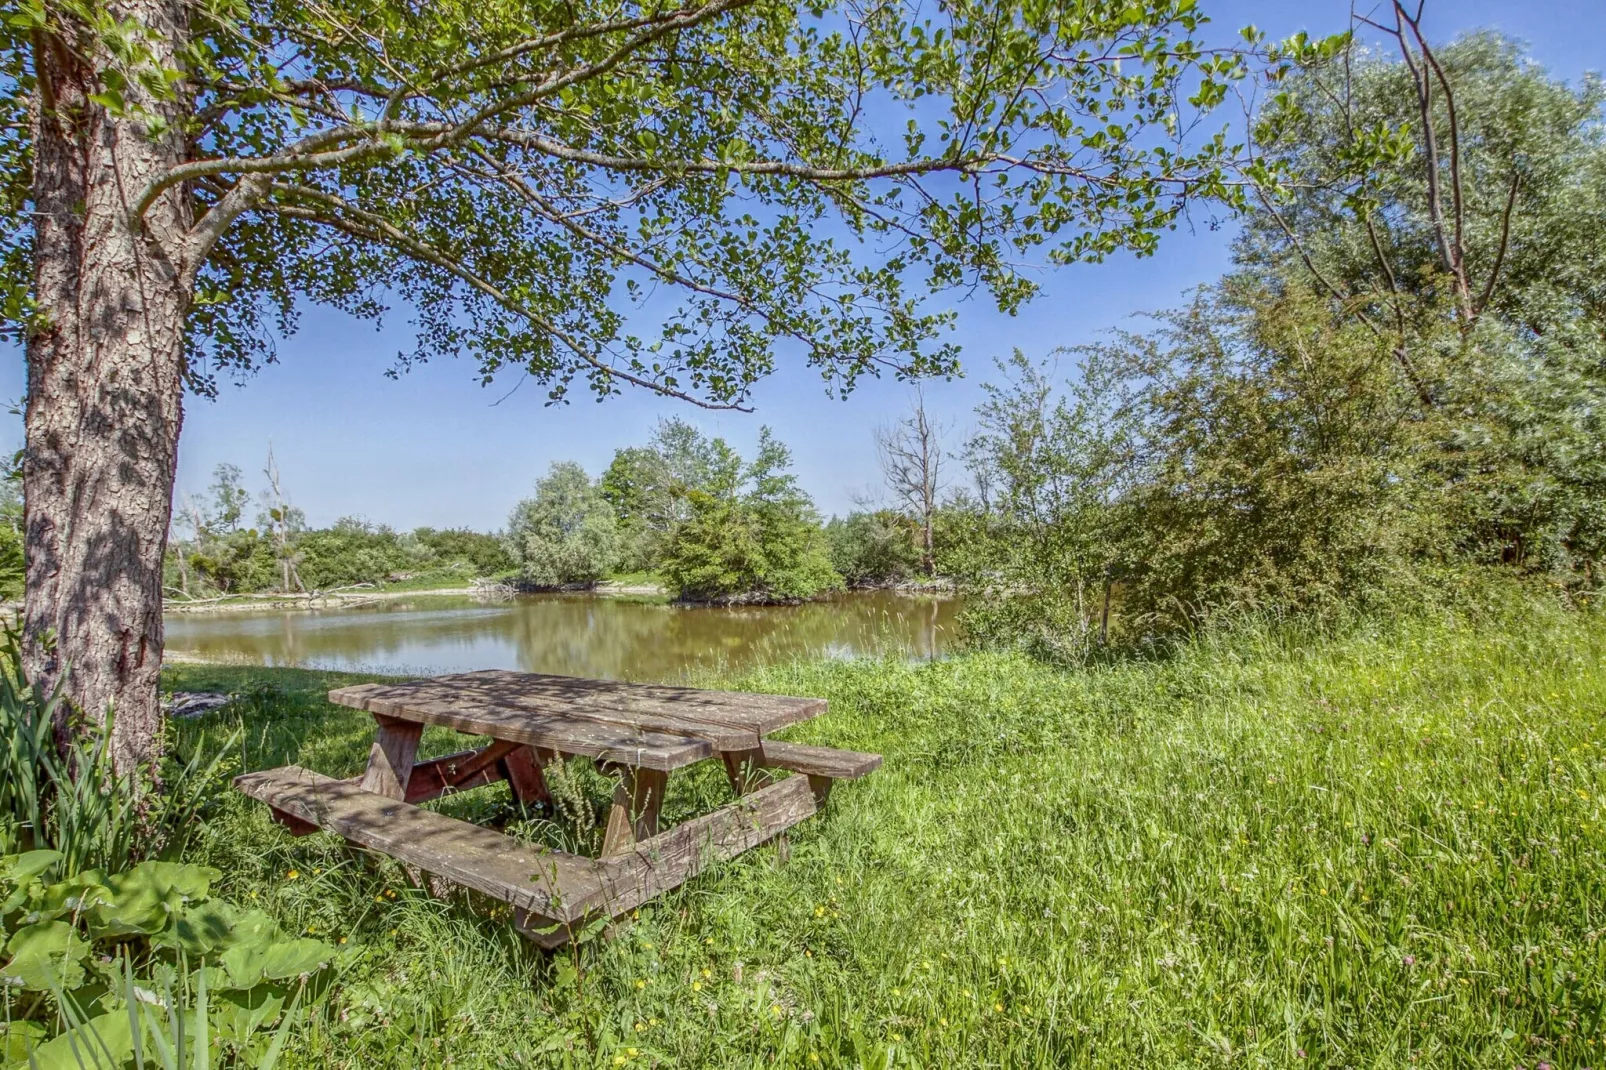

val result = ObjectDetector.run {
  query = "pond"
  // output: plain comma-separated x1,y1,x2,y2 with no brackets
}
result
164,590,963,682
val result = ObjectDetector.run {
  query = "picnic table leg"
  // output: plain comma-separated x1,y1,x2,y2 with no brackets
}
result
600,767,669,856
359,715,424,801
501,745,555,807
720,747,772,796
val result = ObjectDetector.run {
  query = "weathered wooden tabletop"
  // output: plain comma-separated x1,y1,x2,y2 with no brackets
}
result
327,668,828,771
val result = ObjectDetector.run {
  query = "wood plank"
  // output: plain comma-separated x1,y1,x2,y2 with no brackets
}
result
758,741,882,780
601,768,668,856
330,670,825,738
359,716,423,800
403,740,523,804
590,775,816,919
719,747,772,796
235,766,603,923
501,746,552,806
453,669,826,732
346,677,763,749
327,689,710,771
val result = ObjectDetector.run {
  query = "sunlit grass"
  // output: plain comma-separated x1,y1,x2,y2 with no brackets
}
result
165,597,1606,1067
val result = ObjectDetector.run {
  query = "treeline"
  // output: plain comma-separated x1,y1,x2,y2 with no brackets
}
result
946,32,1606,659
164,457,511,597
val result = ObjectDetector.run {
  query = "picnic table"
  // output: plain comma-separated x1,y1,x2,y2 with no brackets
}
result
234,669,879,947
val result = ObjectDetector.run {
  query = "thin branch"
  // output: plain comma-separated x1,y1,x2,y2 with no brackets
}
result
1475,170,1521,317
259,185,747,410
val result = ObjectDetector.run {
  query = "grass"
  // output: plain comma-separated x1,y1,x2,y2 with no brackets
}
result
163,598,1606,1067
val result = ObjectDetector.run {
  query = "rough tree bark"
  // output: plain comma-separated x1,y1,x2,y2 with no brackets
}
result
24,1,192,771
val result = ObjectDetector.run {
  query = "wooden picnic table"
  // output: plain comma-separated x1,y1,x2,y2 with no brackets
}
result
234,669,879,947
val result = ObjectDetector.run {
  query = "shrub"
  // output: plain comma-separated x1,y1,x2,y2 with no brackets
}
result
506,462,621,586
825,511,921,586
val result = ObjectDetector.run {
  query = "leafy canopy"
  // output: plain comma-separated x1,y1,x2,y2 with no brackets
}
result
0,0,1302,405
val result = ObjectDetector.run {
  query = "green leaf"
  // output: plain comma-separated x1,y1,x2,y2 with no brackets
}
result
1,920,89,991
220,938,333,988
20,1010,134,1070
87,861,219,938
209,982,288,1044
0,849,62,883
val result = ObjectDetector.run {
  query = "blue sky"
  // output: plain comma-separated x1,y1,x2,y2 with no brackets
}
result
4,0,1601,529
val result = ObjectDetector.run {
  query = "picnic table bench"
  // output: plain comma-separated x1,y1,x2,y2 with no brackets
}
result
234,670,879,947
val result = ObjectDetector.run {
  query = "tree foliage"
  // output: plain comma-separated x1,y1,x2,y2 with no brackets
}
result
954,28,1606,657
507,461,622,586
658,429,839,601
0,0,1280,400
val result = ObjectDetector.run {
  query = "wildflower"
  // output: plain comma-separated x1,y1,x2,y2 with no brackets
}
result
939,1017,948,1027
815,906,826,917
809,1055,820,1065
692,981,703,991
628,1049,638,1057
634,980,646,990
613,1058,626,1067
287,869,300,880
339,937,347,945
1403,954,1416,967
772,1004,782,1015
634,1022,645,1033
701,968,711,979
994,1003,1004,1013
704,937,713,945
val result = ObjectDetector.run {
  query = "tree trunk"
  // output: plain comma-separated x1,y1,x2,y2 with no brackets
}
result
24,4,192,772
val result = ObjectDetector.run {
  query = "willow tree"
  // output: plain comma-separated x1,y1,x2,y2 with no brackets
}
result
2,0,1267,768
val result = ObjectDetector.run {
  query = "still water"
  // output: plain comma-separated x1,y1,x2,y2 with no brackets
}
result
164,591,962,682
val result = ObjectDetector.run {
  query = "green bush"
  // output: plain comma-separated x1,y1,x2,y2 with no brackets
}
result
506,462,621,587
825,511,921,586
659,430,840,601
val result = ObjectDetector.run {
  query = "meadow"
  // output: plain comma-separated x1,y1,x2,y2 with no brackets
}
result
166,595,1606,1068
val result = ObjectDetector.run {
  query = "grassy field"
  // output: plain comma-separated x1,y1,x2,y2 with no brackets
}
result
165,597,1606,1068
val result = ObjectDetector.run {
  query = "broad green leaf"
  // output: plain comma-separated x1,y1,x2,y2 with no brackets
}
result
220,938,332,988
1,920,89,991
19,1010,134,1070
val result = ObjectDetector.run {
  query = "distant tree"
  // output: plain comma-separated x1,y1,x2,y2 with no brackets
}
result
601,418,722,570
206,464,251,533
411,528,514,577
508,463,621,586
257,447,306,593
0,458,21,602
826,511,921,587
660,429,839,601
875,389,950,575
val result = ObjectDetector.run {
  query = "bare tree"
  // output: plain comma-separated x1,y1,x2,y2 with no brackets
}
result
874,389,951,576
261,447,305,594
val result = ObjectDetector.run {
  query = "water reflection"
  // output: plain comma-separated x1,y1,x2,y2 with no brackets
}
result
164,591,961,682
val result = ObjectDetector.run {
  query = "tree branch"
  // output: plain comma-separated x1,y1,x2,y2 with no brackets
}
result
259,184,748,409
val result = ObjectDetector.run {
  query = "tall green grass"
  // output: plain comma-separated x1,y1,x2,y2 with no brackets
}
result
165,599,1606,1067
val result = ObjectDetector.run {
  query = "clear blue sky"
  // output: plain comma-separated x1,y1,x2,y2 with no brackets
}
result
3,0,1600,529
